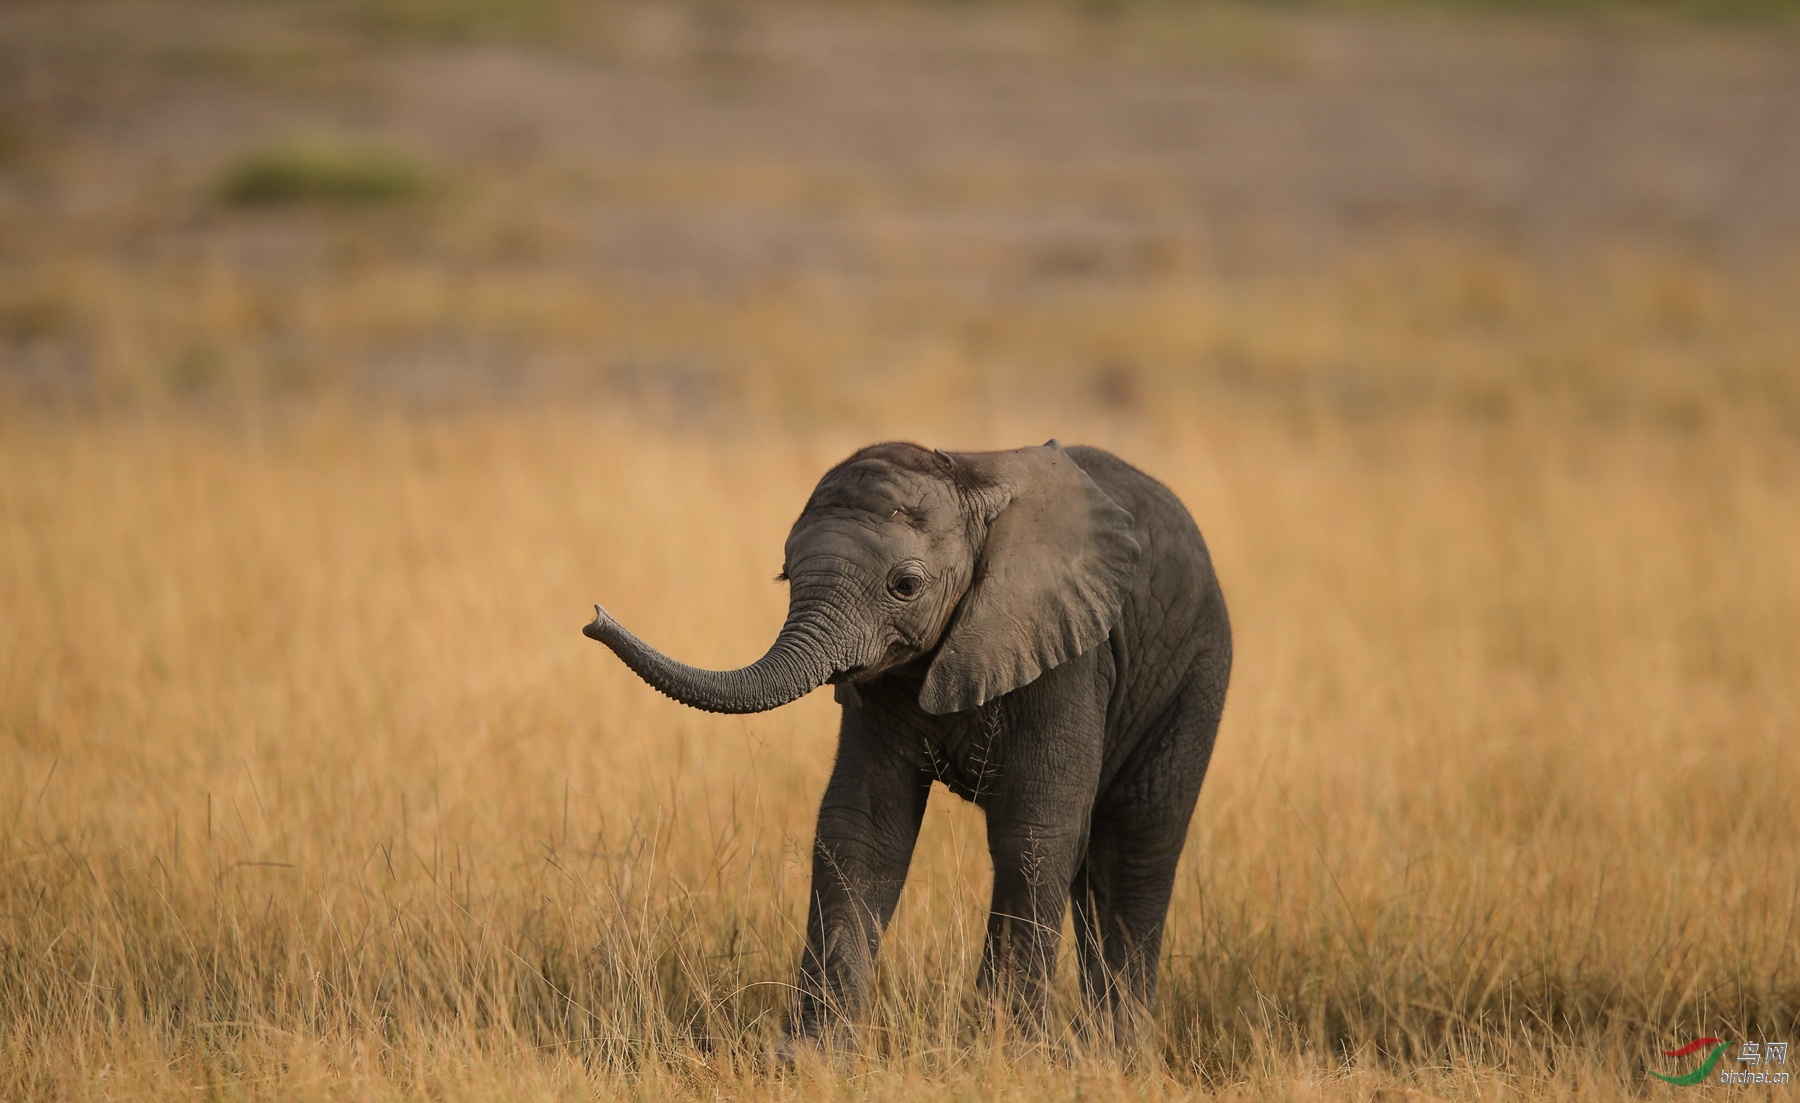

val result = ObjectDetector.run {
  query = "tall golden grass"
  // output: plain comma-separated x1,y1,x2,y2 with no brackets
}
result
3,383,1796,1098
4,4,1800,1094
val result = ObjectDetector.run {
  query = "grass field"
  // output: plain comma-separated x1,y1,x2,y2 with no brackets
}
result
5,397,1797,1099
4,1,1800,1099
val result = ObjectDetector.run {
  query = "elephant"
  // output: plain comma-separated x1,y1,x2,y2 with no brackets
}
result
583,440,1231,1047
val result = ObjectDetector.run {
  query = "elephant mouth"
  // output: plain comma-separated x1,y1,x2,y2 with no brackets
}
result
826,666,867,685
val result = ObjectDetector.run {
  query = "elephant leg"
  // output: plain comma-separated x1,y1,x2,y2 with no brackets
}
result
975,684,1106,1035
1069,858,1113,1039
1072,686,1223,1047
979,815,1087,1034
1068,820,1182,1048
789,711,932,1044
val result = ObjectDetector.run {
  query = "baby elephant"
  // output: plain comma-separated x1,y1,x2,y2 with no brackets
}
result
584,441,1230,1046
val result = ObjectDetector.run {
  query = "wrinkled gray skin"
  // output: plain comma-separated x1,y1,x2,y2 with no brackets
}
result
584,441,1230,1047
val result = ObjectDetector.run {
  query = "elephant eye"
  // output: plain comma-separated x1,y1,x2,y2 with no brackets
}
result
888,571,924,600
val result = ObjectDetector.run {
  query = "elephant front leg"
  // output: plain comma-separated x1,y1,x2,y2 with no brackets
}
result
978,817,1088,1035
974,689,1106,1036
789,719,931,1046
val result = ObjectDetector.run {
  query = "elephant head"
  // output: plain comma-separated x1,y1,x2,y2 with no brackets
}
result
583,440,1140,715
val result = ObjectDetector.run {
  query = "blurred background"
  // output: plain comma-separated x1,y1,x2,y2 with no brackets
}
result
3,1,1798,1097
4,0,1798,430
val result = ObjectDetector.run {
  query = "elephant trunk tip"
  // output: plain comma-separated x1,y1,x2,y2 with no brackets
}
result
580,597,837,715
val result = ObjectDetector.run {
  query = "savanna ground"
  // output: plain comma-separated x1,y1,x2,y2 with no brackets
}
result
3,1,1799,1099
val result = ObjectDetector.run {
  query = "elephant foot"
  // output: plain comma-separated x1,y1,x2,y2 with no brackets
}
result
765,1027,859,1074
958,984,1059,1057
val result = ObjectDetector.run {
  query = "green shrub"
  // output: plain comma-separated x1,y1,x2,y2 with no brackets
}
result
218,140,429,207
355,0,570,41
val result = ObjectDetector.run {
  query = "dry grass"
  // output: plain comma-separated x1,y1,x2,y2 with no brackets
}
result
2,394,1796,1099
4,2,1799,1098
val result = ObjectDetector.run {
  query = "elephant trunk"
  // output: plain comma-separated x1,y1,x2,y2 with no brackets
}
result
583,600,842,715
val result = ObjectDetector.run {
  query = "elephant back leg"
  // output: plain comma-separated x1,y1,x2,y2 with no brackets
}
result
1071,681,1224,1046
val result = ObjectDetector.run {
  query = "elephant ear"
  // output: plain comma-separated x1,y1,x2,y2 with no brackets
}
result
919,441,1139,715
